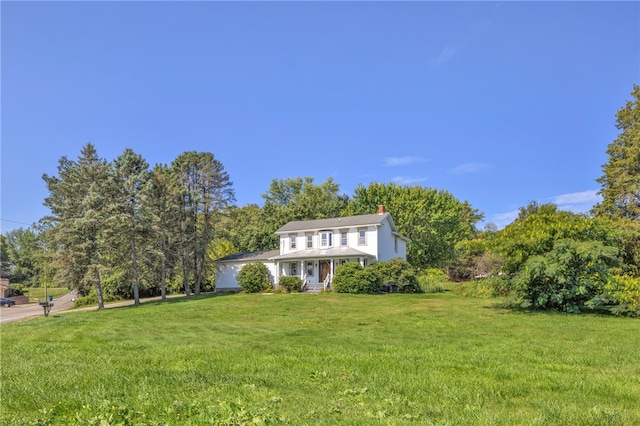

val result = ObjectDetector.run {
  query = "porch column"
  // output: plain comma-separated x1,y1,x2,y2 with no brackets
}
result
300,260,304,280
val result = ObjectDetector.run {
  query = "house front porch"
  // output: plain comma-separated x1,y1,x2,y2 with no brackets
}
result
269,247,375,292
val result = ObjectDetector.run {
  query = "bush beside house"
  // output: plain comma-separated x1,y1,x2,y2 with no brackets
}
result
278,276,302,293
333,258,419,294
237,263,271,293
370,257,420,293
333,262,380,294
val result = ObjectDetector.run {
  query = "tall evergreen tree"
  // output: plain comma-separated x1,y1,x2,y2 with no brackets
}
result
42,143,111,309
109,148,152,306
171,152,235,295
148,164,183,301
594,84,640,220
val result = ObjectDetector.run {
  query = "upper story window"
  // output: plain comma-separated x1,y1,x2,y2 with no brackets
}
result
307,234,313,248
340,231,348,246
358,229,367,245
290,235,297,249
321,231,333,247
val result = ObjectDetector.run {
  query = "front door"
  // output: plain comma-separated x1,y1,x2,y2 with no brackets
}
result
319,260,331,282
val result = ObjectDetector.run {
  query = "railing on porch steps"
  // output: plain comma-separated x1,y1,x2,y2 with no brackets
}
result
301,282,325,293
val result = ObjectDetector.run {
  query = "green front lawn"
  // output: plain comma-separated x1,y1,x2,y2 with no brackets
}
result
1,291,638,425
21,287,70,303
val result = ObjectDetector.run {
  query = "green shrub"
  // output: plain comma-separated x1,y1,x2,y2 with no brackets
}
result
370,258,420,293
421,282,444,294
513,239,618,313
237,263,271,293
333,262,363,293
72,290,118,308
333,262,381,294
604,274,640,316
278,276,302,293
417,268,447,293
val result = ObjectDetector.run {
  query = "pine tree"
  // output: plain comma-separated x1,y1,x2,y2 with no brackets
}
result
171,152,235,295
148,164,183,301
42,143,111,309
109,148,152,306
594,84,640,220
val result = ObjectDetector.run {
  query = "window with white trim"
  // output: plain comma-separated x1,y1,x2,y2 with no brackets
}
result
290,235,297,249
358,229,366,245
340,231,348,246
307,234,313,248
321,231,333,247
306,261,314,276
290,262,297,276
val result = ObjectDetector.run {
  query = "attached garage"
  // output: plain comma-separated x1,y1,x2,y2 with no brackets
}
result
214,250,279,291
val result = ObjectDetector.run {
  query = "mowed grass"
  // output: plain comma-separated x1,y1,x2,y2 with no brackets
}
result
21,287,69,303
1,291,639,425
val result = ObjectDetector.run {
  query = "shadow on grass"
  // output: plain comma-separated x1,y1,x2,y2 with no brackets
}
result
483,298,619,318
72,291,240,313
131,291,239,307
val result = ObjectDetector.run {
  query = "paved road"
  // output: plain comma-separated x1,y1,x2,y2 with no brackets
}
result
0,291,78,324
0,292,186,324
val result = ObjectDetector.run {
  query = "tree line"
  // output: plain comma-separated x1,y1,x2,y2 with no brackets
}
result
1,146,482,307
1,84,638,314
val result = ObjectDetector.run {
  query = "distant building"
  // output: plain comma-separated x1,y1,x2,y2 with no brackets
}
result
0,277,15,298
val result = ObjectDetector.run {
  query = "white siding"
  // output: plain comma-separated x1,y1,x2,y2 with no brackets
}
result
363,226,379,258
280,234,302,255
377,217,407,261
280,225,385,259
215,261,277,291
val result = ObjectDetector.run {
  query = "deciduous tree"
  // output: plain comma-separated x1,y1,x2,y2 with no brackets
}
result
346,182,482,269
1,227,40,285
224,204,278,252
491,204,619,276
262,176,349,226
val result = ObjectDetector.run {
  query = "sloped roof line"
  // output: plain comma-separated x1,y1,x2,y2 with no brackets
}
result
275,213,392,234
216,249,280,262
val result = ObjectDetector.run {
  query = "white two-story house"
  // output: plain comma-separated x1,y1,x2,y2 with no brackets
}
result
215,206,409,292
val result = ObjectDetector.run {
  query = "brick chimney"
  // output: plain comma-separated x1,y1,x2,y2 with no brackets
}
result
378,205,386,214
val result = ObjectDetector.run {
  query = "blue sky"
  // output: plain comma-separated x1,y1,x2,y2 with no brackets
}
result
2,1,639,233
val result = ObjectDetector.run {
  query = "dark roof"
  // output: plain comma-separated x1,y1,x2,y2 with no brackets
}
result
276,213,391,234
216,249,280,262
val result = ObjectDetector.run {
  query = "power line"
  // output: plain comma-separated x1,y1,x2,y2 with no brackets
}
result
0,218,34,226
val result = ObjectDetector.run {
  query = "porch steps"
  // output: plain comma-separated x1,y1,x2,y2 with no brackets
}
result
302,282,326,293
